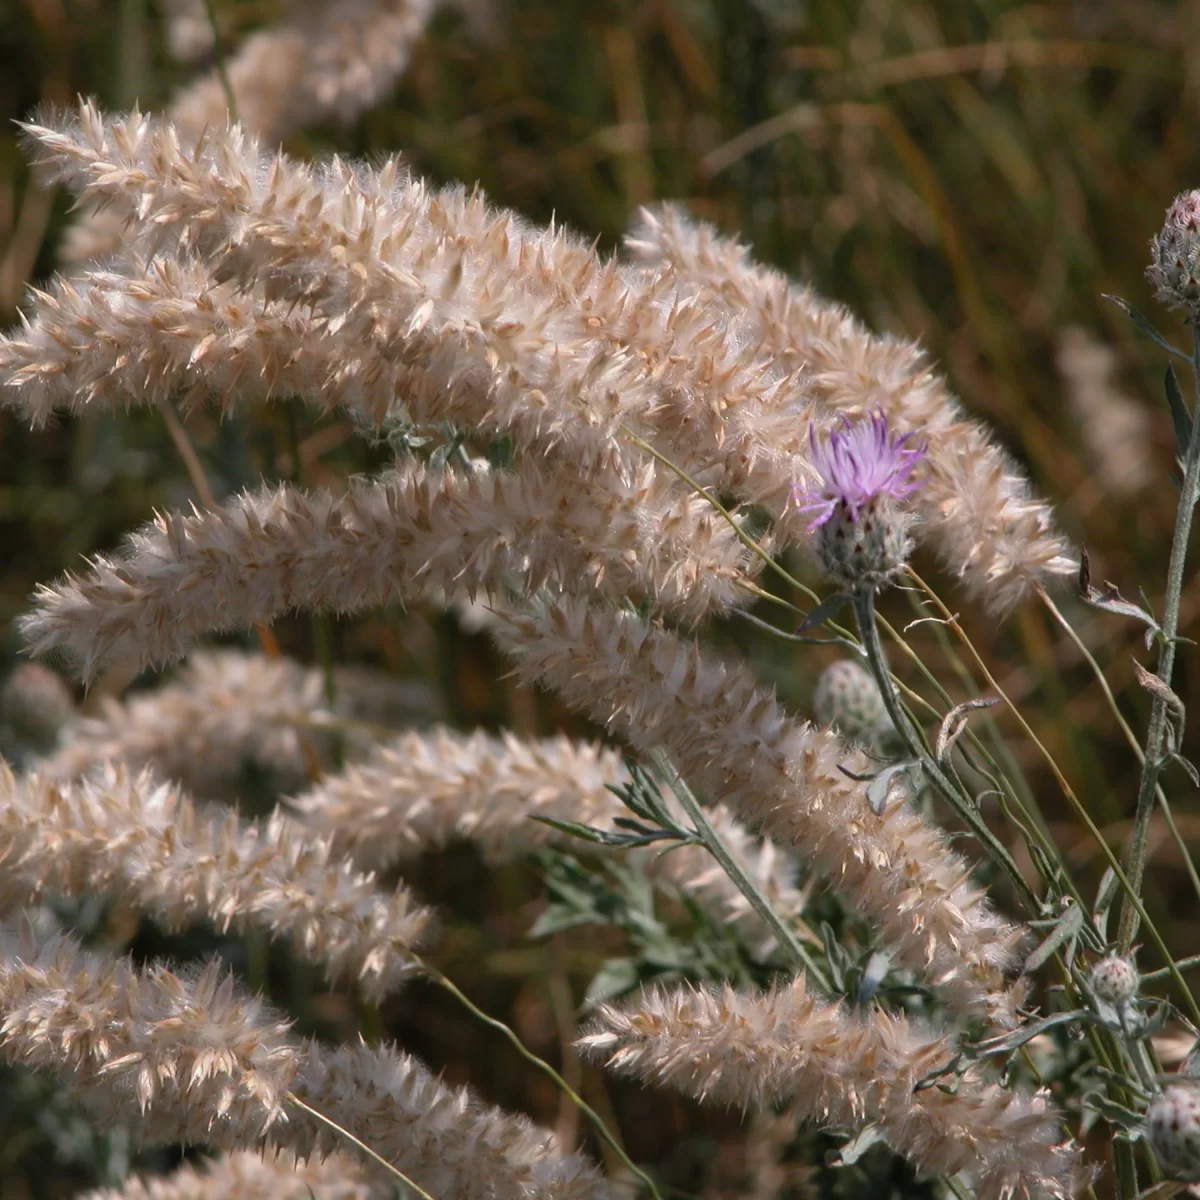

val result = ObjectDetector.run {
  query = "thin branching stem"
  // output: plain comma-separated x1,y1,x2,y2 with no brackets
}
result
854,588,1040,913
287,1092,438,1200
1118,321,1200,952
649,748,833,994
1040,588,1200,911
904,573,1200,1022
420,959,664,1200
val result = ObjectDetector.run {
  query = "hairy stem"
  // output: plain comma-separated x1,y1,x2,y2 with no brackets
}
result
1118,321,1200,952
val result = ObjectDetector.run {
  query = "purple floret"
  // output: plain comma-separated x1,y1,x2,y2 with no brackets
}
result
792,409,925,530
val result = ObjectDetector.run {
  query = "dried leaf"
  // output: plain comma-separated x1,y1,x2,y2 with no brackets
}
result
1132,660,1185,722
935,697,1000,763
1077,550,1162,635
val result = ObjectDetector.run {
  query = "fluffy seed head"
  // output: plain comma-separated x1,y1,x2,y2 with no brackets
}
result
1147,1084,1200,1182
1089,955,1139,1008
793,410,925,590
812,659,890,746
1148,191,1200,313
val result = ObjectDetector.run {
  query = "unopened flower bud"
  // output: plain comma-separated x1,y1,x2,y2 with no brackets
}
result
792,410,925,592
0,663,75,751
1147,1084,1200,1182
1148,191,1200,314
814,659,889,745
1089,954,1139,1008
814,499,915,592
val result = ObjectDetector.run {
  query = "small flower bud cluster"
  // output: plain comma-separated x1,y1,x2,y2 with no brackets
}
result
1148,190,1200,314
1089,954,1139,1009
1147,1084,1200,1182
813,660,890,747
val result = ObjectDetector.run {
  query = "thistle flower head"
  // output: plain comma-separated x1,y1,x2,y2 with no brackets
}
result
793,409,925,528
792,410,925,590
1148,191,1200,314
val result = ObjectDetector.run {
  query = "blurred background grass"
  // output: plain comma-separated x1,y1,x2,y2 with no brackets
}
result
1,0,1199,1196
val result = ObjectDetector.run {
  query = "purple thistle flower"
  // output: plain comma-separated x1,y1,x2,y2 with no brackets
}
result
792,410,925,531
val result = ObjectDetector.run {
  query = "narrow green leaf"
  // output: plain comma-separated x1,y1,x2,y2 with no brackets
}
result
1084,1091,1148,1133
1093,867,1119,940
1023,903,1084,974
798,592,852,632
529,815,613,844
1166,364,1194,455
1103,294,1191,360
972,1009,1091,1057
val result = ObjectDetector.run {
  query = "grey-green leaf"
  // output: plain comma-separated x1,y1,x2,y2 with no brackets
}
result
1103,294,1191,361
1166,364,1194,456
1023,902,1084,974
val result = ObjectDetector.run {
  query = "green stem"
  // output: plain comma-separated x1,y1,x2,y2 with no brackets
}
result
1040,590,1200,913
1118,321,1200,952
1113,1134,1139,1200
649,748,833,994
287,1093,438,1199
200,0,238,119
903,570,1200,1020
854,589,1040,914
1141,953,1200,982
423,963,664,1200
284,404,341,753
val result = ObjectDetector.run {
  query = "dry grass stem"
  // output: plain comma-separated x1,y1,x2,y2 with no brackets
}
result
0,920,607,1198
41,650,341,796
62,0,441,263
287,1040,609,1200
0,918,300,1141
16,465,1022,1018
